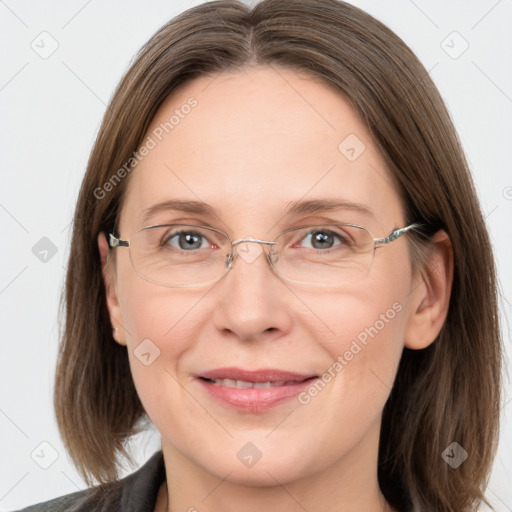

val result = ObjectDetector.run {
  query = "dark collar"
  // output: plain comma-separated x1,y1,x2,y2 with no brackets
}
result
119,450,166,512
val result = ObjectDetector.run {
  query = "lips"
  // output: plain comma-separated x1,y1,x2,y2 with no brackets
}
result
195,367,318,412
199,367,315,381
205,379,291,389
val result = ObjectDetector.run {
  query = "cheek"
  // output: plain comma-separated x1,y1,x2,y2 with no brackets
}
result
118,267,202,346
297,279,408,418
336,301,405,405
330,297,405,378
116,278,203,405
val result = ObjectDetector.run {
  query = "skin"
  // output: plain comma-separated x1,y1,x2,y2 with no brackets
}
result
98,65,453,512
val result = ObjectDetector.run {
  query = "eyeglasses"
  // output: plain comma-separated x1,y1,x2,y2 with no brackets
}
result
107,222,420,288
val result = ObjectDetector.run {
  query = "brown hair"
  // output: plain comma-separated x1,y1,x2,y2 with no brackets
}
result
54,1,502,510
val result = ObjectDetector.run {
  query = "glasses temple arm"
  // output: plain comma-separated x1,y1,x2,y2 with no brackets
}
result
107,232,130,249
373,223,421,247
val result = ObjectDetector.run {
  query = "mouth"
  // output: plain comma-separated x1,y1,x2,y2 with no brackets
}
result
199,378,313,388
195,367,318,412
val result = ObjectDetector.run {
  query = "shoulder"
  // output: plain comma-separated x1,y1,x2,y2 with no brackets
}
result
11,486,108,512
13,450,166,512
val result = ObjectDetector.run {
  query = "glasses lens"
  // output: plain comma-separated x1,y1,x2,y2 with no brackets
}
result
128,223,375,287
272,224,375,286
129,224,231,287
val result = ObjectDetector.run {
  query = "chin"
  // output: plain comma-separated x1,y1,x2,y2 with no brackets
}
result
198,439,320,487
210,458,312,487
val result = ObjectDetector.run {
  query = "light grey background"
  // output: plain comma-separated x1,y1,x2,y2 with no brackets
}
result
0,0,511,510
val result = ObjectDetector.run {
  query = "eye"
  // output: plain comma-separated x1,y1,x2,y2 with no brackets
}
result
298,229,349,250
163,229,212,251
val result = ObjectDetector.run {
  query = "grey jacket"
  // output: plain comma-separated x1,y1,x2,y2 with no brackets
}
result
14,450,165,512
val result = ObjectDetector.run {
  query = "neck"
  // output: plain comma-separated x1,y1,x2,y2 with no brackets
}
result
159,418,394,512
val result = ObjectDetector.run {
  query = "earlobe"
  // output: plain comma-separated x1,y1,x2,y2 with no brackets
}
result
112,326,126,346
404,230,454,350
97,232,127,346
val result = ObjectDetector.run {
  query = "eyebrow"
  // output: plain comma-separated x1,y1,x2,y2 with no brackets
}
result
284,198,374,218
140,199,216,225
139,198,374,225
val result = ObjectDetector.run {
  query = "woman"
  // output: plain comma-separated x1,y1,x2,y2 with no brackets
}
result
17,0,502,511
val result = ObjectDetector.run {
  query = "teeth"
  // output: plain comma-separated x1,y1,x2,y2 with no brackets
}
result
209,378,289,388
252,381,273,389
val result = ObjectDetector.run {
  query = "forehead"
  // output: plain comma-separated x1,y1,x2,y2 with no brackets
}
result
120,65,403,234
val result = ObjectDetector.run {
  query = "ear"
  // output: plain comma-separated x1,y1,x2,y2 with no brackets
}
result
97,232,127,346
404,230,454,350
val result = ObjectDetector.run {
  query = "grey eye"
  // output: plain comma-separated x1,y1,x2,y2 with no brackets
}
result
164,230,210,250
301,230,345,250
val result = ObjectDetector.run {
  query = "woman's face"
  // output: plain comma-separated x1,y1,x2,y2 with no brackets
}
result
104,66,418,485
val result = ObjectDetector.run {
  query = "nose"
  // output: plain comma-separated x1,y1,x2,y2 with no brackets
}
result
212,238,292,341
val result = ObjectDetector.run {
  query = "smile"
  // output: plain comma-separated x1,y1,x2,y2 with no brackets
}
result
195,368,318,412
203,378,309,388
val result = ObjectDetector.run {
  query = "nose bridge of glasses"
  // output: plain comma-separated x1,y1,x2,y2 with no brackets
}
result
232,237,277,248
225,237,278,268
